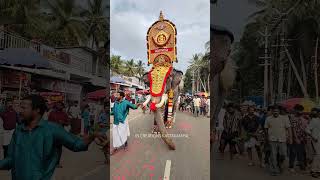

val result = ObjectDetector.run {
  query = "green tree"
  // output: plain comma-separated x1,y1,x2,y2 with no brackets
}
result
136,60,146,82
0,0,45,38
183,68,193,93
45,0,87,46
110,55,123,74
82,0,108,49
124,59,137,77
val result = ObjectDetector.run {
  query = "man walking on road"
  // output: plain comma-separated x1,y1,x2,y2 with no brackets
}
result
219,103,241,160
264,105,292,176
242,106,263,167
288,104,307,172
111,91,139,155
200,95,207,116
306,108,320,178
193,95,201,117
0,95,97,180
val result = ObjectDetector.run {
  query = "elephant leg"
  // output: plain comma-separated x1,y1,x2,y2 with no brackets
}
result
164,105,168,124
154,109,176,150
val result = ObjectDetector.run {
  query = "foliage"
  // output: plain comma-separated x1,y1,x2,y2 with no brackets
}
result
0,0,108,48
237,0,320,100
110,55,147,79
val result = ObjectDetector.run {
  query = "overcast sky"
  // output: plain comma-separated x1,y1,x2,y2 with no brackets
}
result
211,0,258,41
110,0,210,73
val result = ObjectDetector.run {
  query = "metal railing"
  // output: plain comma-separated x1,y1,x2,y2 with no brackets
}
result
0,29,100,76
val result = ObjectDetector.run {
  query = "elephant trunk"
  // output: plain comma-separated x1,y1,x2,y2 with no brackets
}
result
152,96,176,150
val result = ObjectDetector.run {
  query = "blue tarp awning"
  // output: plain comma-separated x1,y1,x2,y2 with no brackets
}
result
110,76,126,83
0,48,51,69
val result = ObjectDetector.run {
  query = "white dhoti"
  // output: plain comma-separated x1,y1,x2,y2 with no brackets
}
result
112,122,129,148
126,119,130,137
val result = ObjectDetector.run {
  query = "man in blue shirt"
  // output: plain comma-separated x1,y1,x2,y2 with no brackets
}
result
111,91,140,155
0,95,99,180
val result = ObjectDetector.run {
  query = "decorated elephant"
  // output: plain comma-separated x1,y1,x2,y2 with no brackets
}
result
140,11,182,150
142,69,183,150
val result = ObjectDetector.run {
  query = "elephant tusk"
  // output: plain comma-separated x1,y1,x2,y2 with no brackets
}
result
156,94,168,108
143,95,151,107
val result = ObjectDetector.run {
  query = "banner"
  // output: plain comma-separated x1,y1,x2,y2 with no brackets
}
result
2,70,31,89
39,92,64,106
40,79,82,94
40,45,71,64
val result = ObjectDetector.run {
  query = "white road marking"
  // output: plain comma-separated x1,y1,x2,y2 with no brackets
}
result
163,160,172,180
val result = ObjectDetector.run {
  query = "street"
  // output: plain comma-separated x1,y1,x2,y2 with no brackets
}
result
211,145,317,180
110,110,210,180
0,109,209,180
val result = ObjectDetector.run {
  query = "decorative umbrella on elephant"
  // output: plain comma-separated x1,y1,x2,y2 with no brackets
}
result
141,11,184,150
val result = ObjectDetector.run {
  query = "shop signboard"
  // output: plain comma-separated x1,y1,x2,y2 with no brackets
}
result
39,92,64,106
40,79,82,94
41,45,71,64
2,70,31,89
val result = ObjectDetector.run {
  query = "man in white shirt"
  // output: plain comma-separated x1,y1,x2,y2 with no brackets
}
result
264,105,292,176
193,95,201,117
68,101,81,135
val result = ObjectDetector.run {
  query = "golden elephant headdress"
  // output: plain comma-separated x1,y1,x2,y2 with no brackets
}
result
146,11,177,97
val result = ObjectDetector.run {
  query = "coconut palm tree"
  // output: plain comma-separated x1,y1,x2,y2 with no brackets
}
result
110,55,123,75
189,53,210,92
136,60,146,82
0,0,45,37
82,0,108,50
46,0,87,46
124,59,137,77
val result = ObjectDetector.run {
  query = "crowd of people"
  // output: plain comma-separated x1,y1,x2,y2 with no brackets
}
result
0,94,110,179
0,95,109,179
216,102,320,177
178,94,210,118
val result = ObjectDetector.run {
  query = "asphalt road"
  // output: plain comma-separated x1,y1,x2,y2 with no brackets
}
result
110,110,210,180
0,110,209,180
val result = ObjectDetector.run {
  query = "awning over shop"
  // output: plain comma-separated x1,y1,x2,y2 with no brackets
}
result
0,48,51,69
110,76,125,83
86,89,106,100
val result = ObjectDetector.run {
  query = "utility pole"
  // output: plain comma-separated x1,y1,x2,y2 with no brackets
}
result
313,37,319,103
259,26,271,108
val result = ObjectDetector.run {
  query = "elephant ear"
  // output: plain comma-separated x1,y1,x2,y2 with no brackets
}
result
142,72,150,86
